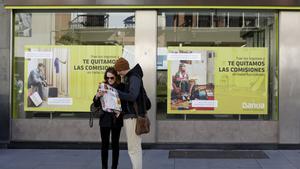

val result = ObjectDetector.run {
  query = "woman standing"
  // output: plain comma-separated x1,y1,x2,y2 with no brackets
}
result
93,67,125,169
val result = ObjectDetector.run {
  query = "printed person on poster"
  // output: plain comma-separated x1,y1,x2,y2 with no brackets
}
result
172,62,190,101
168,52,216,112
28,63,47,100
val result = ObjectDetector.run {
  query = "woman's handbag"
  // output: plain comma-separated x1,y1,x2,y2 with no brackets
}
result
89,103,101,128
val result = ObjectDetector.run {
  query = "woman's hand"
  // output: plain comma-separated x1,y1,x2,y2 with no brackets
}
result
96,89,105,98
114,110,121,118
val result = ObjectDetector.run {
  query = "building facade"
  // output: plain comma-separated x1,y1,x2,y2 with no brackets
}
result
1,0,300,146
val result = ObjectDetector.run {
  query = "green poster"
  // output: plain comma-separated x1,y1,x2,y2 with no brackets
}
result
167,47,268,114
24,45,122,112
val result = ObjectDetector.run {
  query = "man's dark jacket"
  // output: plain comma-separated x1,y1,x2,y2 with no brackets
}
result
117,64,147,119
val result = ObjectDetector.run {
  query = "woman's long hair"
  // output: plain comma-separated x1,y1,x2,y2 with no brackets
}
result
103,67,121,86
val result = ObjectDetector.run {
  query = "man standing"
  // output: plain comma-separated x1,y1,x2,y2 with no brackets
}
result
28,63,47,99
114,58,146,169
173,63,190,100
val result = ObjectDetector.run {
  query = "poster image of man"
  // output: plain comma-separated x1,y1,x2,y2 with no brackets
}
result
25,48,70,108
169,51,215,111
167,47,269,115
27,63,47,107
23,45,123,112
172,63,190,101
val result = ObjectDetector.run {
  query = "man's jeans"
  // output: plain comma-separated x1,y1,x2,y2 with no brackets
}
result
124,118,142,169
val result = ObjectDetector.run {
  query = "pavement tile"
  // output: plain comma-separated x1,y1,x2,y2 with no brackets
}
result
175,159,209,169
34,163,88,169
144,150,174,169
278,150,300,169
207,159,261,169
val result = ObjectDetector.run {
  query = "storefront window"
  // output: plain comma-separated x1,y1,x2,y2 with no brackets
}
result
13,11,135,119
157,10,278,120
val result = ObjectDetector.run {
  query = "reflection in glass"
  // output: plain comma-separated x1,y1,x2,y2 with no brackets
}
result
157,10,277,120
13,11,135,119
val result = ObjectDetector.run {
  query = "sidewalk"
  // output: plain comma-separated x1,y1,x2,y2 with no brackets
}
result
0,149,300,169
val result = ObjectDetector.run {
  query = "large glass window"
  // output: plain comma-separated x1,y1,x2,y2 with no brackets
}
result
13,11,135,119
157,10,278,120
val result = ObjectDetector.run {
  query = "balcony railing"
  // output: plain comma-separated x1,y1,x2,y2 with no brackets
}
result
69,14,109,29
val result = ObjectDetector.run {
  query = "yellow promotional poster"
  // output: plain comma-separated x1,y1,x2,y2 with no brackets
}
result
167,47,268,115
24,45,122,112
